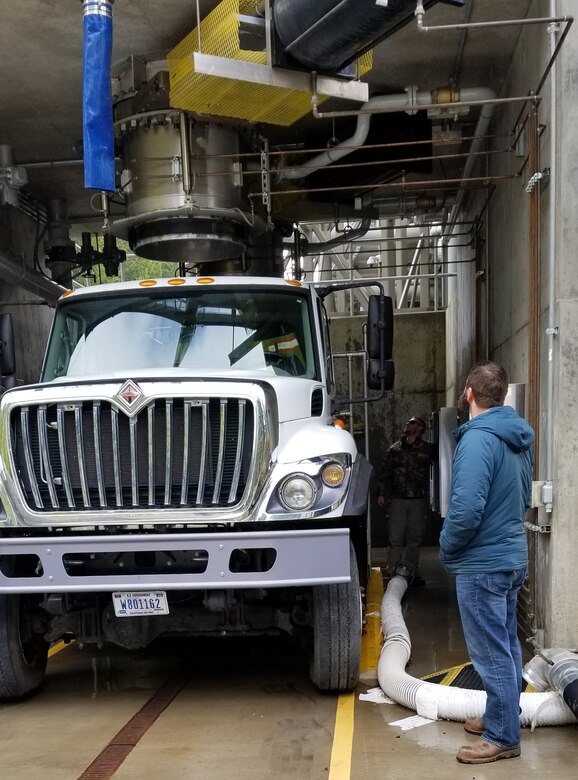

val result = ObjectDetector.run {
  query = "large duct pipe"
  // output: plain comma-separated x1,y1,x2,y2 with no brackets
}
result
0,250,67,303
272,0,465,74
524,649,578,719
82,0,115,192
377,576,576,727
280,87,496,181
371,195,457,216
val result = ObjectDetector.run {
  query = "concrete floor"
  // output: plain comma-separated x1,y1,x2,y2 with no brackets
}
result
0,548,575,779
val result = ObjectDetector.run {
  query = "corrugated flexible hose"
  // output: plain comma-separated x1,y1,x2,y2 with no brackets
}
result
377,575,576,728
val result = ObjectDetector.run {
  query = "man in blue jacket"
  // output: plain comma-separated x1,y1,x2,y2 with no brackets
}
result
439,361,534,765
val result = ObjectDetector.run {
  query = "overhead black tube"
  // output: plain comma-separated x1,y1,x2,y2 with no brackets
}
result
272,0,466,74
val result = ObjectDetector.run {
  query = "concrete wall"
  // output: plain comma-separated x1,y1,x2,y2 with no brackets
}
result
545,0,578,647
331,310,446,547
447,0,577,648
0,206,55,383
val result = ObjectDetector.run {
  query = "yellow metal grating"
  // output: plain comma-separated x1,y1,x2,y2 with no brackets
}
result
168,0,372,127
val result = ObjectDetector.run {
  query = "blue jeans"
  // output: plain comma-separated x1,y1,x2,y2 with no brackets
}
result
456,567,527,749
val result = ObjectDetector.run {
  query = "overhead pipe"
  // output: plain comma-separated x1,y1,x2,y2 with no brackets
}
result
82,0,116,192
378,575,576,727
397,235,424,308
414,1,572,36
296,218,372,253
442,90,496,242
371,194,457,216
280,86,497,181
0,250,67,303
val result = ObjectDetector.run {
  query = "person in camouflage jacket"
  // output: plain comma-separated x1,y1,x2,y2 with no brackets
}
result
377,416,431,583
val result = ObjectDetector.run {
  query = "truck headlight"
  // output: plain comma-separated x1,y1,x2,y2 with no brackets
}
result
320,461,346,487
278,475,317,511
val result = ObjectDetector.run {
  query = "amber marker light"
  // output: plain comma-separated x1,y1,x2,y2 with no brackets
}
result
196,277,215,284
61,290,75,297
139,280,157,287
168,278,186,285
321,462,346,488
333,418,346,429
286,279,302,286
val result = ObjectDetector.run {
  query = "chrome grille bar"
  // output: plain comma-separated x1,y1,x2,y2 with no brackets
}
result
93,402,107,508
229,399,246,503
57,406,75,508
180,400,191,505
196,400,208,504
212,399,227,504
20,407,43,508
147,402,155,506
129,415,139,506
38,405,59,509
111,407,123,507
164,399,173,506
74,405,91,508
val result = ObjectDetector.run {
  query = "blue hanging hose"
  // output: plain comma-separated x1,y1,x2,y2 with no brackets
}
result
82,0,115,192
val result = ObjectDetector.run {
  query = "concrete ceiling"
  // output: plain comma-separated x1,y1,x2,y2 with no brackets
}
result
0,0,534,229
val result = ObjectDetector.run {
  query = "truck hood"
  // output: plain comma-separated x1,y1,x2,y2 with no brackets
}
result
45,369,325,424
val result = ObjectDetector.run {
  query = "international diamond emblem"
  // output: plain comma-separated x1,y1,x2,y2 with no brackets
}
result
117,380,142,407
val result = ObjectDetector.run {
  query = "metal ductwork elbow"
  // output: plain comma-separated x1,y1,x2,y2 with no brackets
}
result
524,648,578,720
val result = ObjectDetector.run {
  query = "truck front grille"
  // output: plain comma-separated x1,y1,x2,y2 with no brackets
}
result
12,397,255,511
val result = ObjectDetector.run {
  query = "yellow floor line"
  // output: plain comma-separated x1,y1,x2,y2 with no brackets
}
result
328,692,355,780
422,662,465,681
329,568,384,780
440,663,467,687
48,639,75,658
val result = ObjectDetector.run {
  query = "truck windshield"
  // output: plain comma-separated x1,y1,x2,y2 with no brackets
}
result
42,287,319,381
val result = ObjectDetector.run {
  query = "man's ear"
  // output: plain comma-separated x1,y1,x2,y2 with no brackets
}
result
466,387,474,405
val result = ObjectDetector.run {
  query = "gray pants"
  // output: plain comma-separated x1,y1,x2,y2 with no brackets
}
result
387,498,428,573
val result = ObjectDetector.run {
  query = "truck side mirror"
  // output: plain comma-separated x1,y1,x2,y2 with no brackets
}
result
367,295,393,360
0,313,16,377
367,359,394,391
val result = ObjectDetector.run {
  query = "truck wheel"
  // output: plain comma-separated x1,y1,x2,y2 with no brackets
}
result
0,593,48,699
310,543,361,692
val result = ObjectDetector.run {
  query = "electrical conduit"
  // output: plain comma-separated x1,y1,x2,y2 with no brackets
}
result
377,575,576,726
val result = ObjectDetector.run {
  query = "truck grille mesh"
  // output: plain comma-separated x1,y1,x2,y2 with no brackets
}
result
12,398,254,512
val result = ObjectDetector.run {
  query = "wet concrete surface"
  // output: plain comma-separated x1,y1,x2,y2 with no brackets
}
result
0,547,575,779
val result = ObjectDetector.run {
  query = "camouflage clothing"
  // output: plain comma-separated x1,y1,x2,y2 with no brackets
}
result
379,437,431,500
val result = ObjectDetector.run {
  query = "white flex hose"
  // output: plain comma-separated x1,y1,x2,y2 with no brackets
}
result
377,575,575,726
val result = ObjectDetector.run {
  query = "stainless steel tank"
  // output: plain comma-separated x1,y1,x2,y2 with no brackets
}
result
112,111,251,263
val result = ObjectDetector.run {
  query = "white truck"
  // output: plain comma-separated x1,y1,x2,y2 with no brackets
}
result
0,274,393,698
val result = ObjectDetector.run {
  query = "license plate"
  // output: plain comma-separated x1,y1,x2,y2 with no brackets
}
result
112,591,169,617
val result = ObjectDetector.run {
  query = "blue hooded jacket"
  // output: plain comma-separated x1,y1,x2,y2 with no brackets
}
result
439,405,534,574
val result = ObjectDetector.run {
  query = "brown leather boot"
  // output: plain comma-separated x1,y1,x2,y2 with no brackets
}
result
464,717,485,735
456,739,521,764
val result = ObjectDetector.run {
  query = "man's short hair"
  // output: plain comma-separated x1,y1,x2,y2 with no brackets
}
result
465,360,508,408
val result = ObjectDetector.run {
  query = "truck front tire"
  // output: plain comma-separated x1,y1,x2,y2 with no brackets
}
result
310,542,361,692
0,593,49,699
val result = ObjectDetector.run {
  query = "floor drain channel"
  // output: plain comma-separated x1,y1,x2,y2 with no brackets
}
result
77,667,191,779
